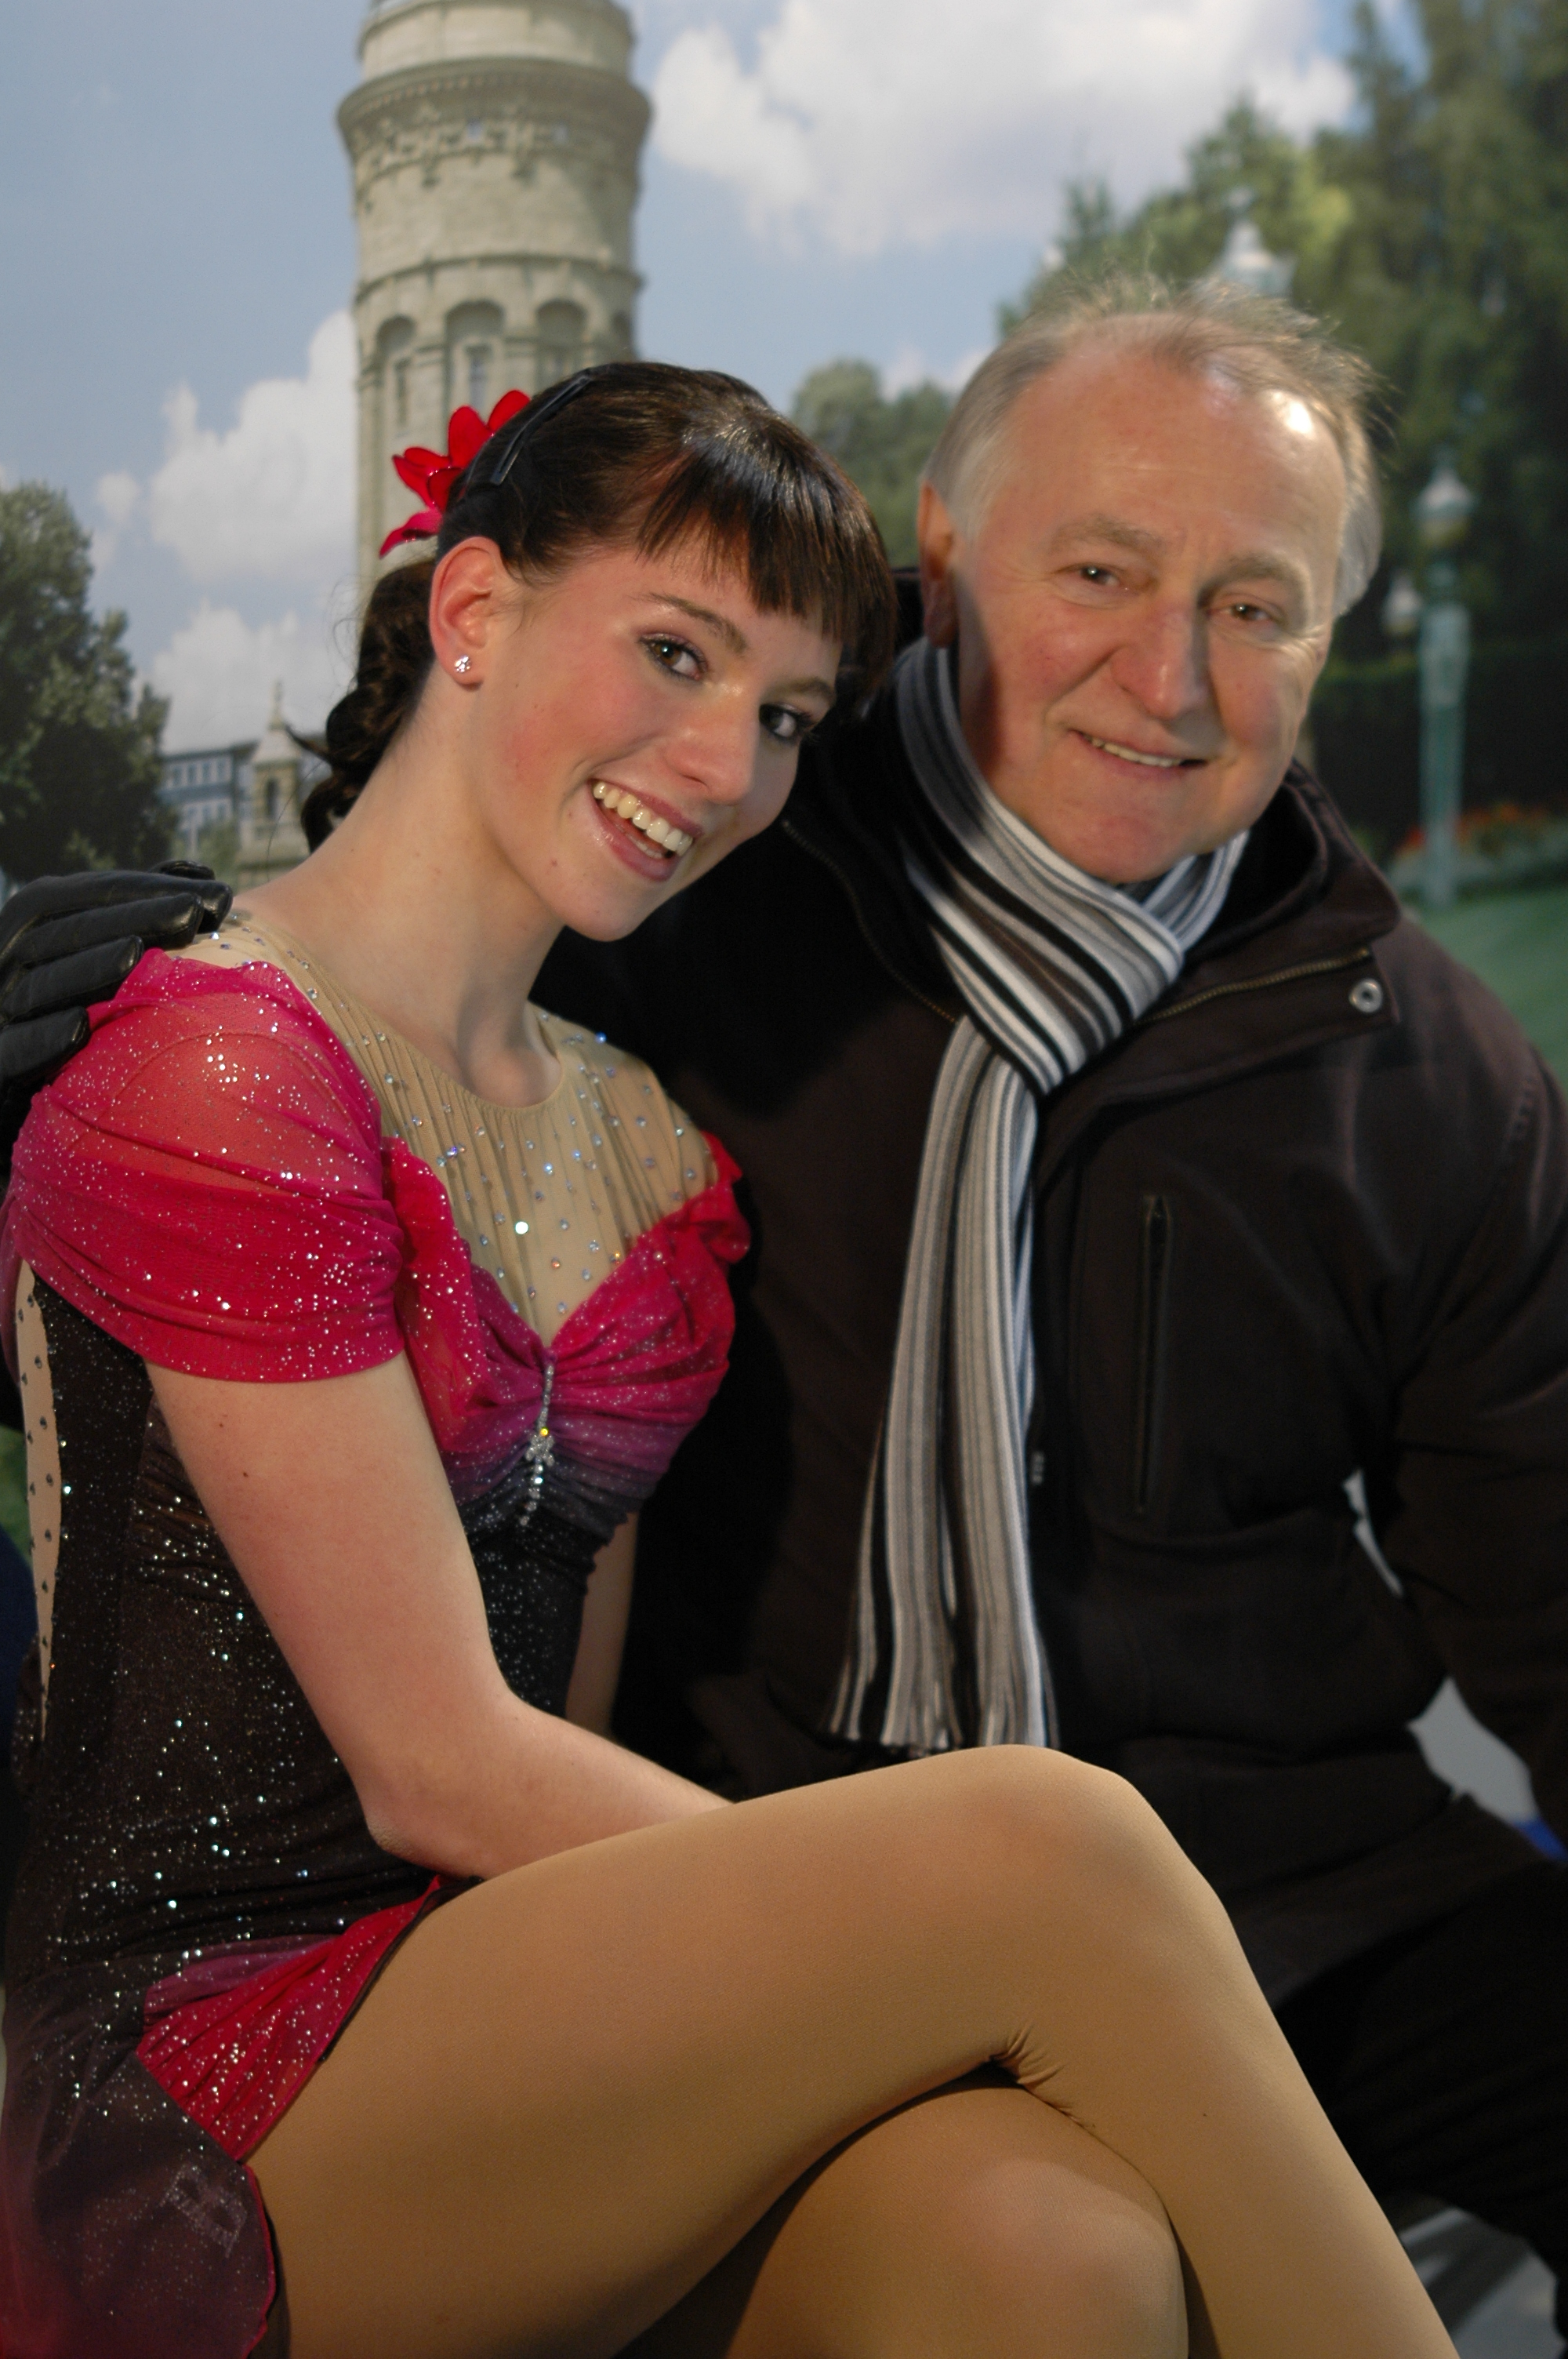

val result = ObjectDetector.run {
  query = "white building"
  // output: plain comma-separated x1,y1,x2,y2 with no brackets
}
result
339,0,651,580
158,688,328,882
159,743,256,862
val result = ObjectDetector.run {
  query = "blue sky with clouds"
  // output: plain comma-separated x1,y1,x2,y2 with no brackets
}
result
0,0,1397,746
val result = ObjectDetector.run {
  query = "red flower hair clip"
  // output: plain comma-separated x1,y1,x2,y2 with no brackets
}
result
379,389,531,557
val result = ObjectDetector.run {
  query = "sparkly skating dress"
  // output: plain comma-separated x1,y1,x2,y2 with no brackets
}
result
0,913,747,2359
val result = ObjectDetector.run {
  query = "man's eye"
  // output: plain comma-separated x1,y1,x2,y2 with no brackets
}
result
644,634,702,678
1078,565,1118,585
760,704,809,746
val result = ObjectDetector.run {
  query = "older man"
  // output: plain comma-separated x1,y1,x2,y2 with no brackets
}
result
541,280,1568,2306
5,278,1567,2301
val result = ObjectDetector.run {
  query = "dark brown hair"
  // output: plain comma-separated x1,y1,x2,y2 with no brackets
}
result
303,361,896,849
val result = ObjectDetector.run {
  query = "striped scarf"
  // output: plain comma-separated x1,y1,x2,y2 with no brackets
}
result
828,638,1248,1754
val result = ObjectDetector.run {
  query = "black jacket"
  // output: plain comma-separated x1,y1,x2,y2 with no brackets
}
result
538,682,1568,2001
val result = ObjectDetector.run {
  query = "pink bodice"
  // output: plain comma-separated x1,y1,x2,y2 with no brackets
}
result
2,952,748,1508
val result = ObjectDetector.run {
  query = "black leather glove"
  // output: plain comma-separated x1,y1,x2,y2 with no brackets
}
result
0,860,232,1152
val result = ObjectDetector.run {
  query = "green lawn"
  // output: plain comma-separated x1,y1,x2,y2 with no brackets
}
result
1408,885,1568,1088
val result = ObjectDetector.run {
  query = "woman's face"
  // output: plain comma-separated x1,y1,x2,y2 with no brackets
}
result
431,533,842,942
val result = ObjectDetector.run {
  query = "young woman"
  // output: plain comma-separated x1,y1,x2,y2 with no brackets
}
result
0,364,1449,2359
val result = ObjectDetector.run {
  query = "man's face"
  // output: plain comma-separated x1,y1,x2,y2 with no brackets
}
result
918,344,1348,885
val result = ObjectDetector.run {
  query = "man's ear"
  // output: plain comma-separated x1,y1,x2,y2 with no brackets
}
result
917,482,962,648
428,537,511,682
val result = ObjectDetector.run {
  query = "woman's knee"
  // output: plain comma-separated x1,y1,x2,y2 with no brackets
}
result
905,2142,1187,2359
732,2075,1188,2359
921,1745,1192,1912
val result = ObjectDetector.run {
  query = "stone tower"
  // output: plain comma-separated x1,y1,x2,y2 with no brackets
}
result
339,0,650,580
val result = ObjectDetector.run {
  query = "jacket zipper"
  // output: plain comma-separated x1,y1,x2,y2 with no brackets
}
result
1131,1194,1173,1518
1136,946,1373,1029
781,817,958,1027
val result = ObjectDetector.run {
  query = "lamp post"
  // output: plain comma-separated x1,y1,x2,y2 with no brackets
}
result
1414,450,1475,909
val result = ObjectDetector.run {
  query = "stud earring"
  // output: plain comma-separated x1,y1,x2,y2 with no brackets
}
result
455,654,474,677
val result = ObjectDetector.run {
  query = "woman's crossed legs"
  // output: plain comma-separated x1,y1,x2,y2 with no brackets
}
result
251,1749,1450,2359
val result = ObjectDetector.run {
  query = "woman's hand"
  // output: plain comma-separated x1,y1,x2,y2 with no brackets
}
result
150,1354,724,1880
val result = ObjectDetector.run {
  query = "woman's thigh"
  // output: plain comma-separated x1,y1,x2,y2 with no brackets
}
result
250,1750,1175,2359
626,2071,1186,2359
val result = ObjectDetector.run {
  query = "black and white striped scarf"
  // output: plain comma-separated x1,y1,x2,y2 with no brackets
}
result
828,638,1249,1754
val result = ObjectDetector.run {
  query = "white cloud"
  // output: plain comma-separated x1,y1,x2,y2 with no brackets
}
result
652,0,1354,255
147,312,356,585
151,602,351,751
90,469,141,572
97,471,140,529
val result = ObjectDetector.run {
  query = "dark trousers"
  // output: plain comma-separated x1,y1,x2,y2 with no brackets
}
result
1277,1862,1568,2335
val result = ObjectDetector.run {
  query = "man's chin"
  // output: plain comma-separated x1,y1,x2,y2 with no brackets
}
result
1006,772,1279,885
1020,812,1214,888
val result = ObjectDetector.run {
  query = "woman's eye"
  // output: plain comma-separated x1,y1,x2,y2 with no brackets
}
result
644,634,702,679
760,704,809,746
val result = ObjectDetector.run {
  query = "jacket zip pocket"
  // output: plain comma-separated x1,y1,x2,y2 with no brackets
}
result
1132,1194,1174,1518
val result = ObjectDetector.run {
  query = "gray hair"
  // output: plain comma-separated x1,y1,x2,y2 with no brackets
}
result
924,273,1382,617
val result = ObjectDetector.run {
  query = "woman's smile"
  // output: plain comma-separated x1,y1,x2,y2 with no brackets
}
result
589,778,699,873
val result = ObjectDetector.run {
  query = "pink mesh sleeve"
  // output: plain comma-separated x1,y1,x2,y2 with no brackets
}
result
1,954,408,1383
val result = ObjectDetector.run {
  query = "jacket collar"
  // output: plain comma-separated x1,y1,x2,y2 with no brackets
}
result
786,672,1403,1075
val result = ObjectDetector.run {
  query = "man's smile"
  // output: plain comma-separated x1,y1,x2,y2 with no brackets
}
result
1073,730,1205,772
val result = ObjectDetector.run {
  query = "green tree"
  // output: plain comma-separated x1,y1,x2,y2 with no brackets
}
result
792,361,953,566
0,482,171,880
1006,5,1568,657
1001,100,1353,335
1308,0,1568,649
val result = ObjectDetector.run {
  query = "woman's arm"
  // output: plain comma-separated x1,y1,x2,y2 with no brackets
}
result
565,1518,637,1736
151,1354,724,1880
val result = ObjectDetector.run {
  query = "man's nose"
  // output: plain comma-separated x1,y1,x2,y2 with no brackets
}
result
1109,602,1210,725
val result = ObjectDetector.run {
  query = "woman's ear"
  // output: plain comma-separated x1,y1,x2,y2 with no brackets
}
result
916,484,962,649
428,538,510,686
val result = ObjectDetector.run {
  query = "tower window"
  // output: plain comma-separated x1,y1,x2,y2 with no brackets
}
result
535,301,585,389
467,346,489,412
394,358,410,427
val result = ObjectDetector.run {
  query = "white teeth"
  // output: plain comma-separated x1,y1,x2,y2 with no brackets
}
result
591,780,693,858
1087,736,1188,770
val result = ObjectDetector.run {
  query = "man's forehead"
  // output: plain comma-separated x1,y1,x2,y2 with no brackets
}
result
982,353,1345,576
995,346,1342,502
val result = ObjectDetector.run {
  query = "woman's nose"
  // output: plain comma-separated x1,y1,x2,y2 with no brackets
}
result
673,700,760,806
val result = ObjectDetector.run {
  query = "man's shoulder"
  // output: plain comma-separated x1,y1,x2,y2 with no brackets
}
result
1374,906,1561,1127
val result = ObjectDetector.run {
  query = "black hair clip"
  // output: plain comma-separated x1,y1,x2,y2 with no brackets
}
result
481,365,612,488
